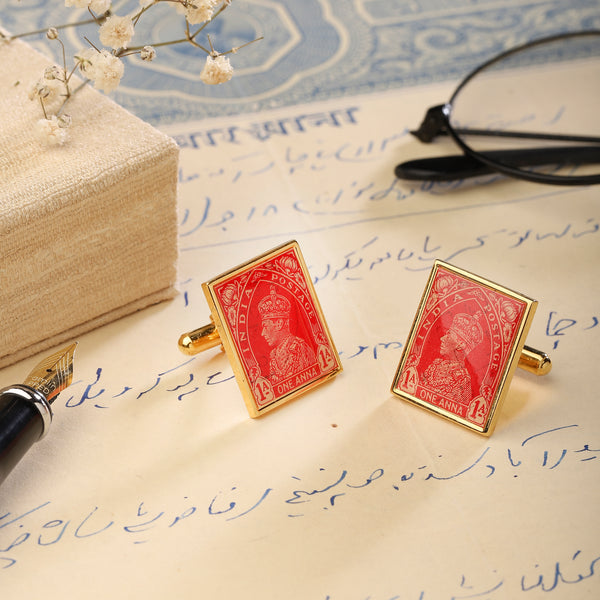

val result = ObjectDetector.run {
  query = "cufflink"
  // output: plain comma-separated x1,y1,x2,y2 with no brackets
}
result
391,260,551,435
178,241,342,417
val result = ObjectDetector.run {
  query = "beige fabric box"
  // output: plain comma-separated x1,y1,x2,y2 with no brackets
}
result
0,38,179,368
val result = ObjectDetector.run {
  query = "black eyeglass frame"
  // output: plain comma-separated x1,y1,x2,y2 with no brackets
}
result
397,30,600,186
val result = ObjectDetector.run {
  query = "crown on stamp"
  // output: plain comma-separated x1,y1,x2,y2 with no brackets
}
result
258,286,291,320
450,313,484,354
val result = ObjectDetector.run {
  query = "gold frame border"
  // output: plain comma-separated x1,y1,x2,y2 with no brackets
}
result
203,240,342,418
391,259,537,435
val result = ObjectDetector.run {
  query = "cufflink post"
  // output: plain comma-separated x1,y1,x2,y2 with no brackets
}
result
178,321,221,355
518,345,552,376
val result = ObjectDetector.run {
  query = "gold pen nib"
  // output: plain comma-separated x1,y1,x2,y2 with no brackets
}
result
22,342,78,404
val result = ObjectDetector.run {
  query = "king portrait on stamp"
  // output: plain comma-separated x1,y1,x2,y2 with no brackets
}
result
258,286,317,383
421,312,484,405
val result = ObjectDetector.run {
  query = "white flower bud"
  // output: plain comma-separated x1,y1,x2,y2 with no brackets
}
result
75,48,98,79
29,81,51,100
57,114,72,128
46,27,59,40
140,45,156,61
44,65,63,81
35,117,68,145
29,79,62,103
200,54,233,85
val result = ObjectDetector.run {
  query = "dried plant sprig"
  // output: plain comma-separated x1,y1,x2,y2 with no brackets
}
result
0,12,110,42
3,0,262,145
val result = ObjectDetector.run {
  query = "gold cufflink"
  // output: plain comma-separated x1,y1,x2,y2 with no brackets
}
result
178,240,342,417
391,260,551,435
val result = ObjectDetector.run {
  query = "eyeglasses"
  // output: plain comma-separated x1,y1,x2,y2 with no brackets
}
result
395,30,600,186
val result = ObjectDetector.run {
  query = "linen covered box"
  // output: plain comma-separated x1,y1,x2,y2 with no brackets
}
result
0,38,179,368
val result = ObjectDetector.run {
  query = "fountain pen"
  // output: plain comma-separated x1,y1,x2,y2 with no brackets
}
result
0,343,77,485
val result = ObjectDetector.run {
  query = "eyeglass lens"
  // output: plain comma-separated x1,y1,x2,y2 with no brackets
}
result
448,32,600,180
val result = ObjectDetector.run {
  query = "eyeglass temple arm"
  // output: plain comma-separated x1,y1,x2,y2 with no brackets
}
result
411,105,600,144
395,146,600,181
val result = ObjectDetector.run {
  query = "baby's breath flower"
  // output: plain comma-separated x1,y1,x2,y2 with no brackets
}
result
57,114,72,128
140,45,156,61
75,48,124,92
75,47,98,78
90,0,111,13
99,14,135,50
29,79,61,103
35,116,69,145
91,50,124,92
28,82,49,101
15,0,258,145
200,53,233,84
185,0,220,25
44,65,64,81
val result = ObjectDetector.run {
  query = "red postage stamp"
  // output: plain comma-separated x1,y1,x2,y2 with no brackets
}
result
204,241,342,417
392,260,537,434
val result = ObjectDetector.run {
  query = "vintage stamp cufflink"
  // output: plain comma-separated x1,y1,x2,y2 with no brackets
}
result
178,241,342,417
391,260,551,435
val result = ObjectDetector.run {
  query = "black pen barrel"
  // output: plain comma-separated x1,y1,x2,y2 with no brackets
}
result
0,386,52,485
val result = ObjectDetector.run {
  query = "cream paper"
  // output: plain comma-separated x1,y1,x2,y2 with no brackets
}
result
0,78,599,598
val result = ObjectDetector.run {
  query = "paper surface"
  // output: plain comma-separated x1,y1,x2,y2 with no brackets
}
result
1,78,599,598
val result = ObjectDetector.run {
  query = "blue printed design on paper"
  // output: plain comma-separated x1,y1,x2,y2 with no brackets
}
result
2,0,599,124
